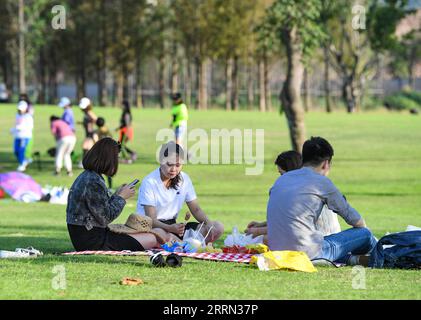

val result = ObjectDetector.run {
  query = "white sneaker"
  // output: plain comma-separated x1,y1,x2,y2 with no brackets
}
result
17,164,26,172
0,247,42,259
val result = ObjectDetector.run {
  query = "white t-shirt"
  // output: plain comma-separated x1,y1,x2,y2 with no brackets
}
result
13,114,33,139
136,168,197,220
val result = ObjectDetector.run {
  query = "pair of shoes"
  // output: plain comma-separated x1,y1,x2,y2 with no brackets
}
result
0,247,43,259
150,252,182,268
17,164,26,172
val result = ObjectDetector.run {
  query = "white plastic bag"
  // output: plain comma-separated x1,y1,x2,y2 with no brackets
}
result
224,226,264,247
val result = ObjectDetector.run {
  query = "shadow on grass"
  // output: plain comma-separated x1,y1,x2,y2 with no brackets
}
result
0,151,56,173
0,236,72,253
0,225,67,232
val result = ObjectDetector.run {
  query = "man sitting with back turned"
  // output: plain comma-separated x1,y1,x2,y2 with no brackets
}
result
267,136,377,266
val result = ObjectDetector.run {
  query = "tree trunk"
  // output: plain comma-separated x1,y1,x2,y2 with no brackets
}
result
158,53,165,109
323,46,332,113
134,55,143,108
303,67,311,112
232,55,239,111
18,0,26,94
116,72,124,107
225,57,233,111
264,54,272,112
171,42,179,93
342,77,357,113
37,49,47,104
184,57,192,107
259,59,266,112
280,27,307,152
198,57,208,110
47,46,58,104
247,57,254,110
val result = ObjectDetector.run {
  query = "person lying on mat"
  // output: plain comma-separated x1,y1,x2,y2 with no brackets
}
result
136,141,224,244
245,150,341,243
66,137,164,252
266,137,377,266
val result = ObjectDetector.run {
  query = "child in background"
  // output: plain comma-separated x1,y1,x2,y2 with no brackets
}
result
170,93,188,146
11,101,34,172
117,100,137,163
18,93,34,164
58,97,75,132
50,116,77,176
95,117,112,141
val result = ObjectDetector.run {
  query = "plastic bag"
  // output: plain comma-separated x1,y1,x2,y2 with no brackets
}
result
183,225,207,252
250,251,317,273
224,226,264,247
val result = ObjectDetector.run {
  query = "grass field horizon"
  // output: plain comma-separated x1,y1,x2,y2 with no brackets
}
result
1,104,421,299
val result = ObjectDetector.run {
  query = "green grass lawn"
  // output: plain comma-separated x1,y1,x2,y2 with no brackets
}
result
0,103,421,299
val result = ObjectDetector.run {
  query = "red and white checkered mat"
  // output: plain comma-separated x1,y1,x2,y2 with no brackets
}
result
63,250,254,263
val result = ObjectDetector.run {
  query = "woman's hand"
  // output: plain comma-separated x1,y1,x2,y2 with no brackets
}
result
115,184,136,200
168,223,185,237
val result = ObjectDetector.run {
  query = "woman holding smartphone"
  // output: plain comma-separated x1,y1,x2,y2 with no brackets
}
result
66,137,161,251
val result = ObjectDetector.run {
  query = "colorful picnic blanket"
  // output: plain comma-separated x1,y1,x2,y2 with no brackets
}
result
63,250,254,263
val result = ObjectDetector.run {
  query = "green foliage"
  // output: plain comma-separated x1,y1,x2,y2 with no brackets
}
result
384,91,421,110
263,0,325,59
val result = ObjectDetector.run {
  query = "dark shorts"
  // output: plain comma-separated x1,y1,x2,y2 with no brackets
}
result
67,224,144,252
159,219,199,239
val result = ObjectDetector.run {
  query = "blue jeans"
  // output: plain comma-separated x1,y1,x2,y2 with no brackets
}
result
14,138,30,165
316,227,377,263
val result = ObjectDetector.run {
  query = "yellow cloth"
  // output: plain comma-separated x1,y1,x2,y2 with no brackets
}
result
250,250,317,273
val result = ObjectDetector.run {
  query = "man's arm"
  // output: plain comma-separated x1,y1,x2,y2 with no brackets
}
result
324,179,365,228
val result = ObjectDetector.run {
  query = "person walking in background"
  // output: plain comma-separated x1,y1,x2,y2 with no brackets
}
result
170,93,188,146
50,116,77,176
95,117,112,141
78,97,97,166
117,100,137,163
18,93,34,165
58,97,75,132
10,101,33,172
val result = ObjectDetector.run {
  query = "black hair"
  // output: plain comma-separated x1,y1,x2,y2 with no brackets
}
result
171,92,182,103
159,141,185,190
96,117,105,127
302,136,334,166
50,115,60,122
122,100,131,114
274,151,302,172
83,137,120,177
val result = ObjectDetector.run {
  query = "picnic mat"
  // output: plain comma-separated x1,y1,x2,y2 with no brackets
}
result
63,250,254,263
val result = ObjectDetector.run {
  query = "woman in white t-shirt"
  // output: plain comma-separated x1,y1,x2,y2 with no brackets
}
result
136,142,224,243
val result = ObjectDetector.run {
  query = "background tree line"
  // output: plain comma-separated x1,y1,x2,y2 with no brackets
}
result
0,0,420,149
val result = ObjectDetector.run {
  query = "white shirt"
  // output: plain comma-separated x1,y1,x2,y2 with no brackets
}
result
13,114,33,139
136,168,197,220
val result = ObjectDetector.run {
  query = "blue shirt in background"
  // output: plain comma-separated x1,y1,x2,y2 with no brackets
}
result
62,108,75,132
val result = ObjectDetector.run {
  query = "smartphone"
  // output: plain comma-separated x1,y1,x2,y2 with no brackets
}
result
127,179,139,188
